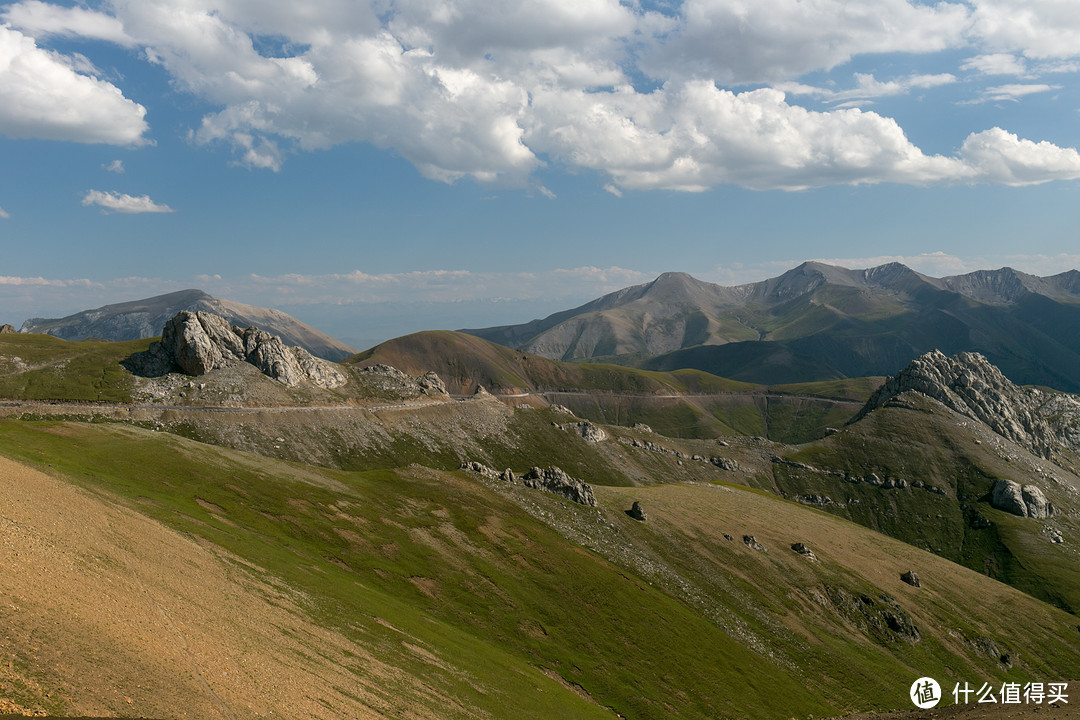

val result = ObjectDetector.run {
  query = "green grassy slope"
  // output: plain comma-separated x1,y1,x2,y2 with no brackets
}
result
2,418,1078,718
775,395,1080,614
0,334,151,402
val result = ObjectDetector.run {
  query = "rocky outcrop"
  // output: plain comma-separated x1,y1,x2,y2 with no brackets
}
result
357,365,448,398
900,571,921,588
126,311,347,389
791,542,817,561
990,479,1054,519
577,421,608,443
824,586,921,644
628,501,647,522
743,535,766,553
461,462,597,507
418,371,447,396
855,349,1078,459
0,324,15,334
461,461,501,480
522,467,597,507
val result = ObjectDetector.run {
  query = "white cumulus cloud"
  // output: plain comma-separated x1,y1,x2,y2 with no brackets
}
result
6,0,1080,192
957,128,1080,186
0,25,148,145
2,0,133,45
641,0,970,84
529,83,967,191
81,190,174,214
969,0,1080,60
0,204,9,219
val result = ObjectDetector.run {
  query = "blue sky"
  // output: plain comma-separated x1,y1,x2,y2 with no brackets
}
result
2,0,1080,348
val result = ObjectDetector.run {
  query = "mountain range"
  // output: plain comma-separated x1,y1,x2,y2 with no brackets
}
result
464,262,1080,391
2,304,1080,717
20,288,355,361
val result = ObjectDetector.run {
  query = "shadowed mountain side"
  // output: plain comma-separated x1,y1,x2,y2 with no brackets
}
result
463,263,1080,391
20,289,354,361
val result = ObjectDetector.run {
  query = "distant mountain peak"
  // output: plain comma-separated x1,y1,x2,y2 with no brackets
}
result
20,289,354,361
640,271,713,303
941,267,1033,304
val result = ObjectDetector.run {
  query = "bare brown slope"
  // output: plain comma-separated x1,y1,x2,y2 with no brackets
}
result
0,453,408,719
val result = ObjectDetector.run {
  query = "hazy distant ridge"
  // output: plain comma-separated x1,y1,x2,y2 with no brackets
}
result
20,289,355,361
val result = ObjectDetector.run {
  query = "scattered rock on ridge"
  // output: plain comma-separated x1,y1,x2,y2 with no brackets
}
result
461,461,500,480
462,462,597,507
125,311,347,389
417,371,448,396
357,364,449,398
522,466,597,507
824,587,921,644
743,535,766,553
791,542,817,561
901,571,921,588
628,501,648,522
575,421,607,443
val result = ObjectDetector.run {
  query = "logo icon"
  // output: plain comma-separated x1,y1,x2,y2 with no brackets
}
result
911,677,942,709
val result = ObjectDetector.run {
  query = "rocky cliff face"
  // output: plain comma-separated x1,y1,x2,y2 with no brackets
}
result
127,311,347,389
855,349,1080,460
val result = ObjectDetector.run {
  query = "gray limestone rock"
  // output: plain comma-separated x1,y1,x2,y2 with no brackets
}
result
418,371,447,396
991,479,1028,516
791,542,817,561
577,421,608,443
522,466,597,507
129,311,347,388
901,571,921,588
628,501,647,522
743,535,766,553
0,324,16,334
1021,484,1053,519
461,461,500,480
710,457,740,471
991,479,1055,518
854,349,1080,460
